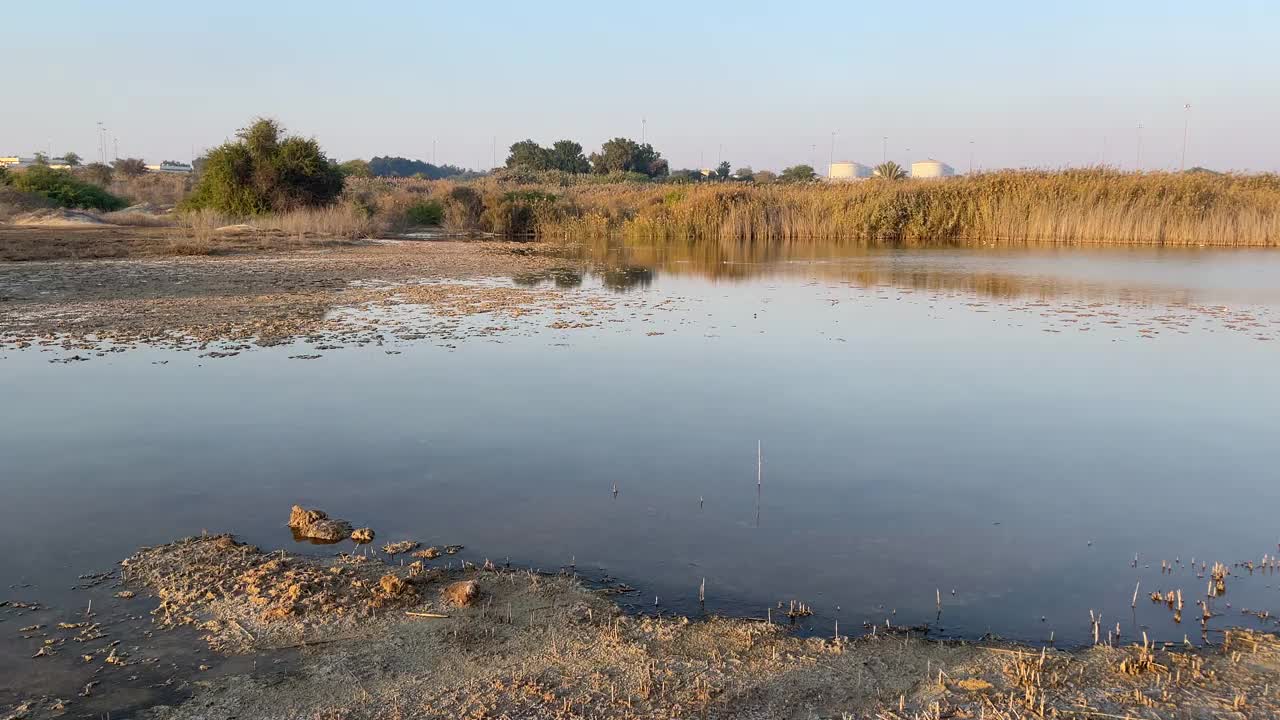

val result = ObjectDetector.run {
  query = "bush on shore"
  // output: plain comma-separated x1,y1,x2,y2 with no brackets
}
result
3,165,127,211
180,118,344,215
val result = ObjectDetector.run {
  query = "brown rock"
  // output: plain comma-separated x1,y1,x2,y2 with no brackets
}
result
305,520,352,542
351,528,375,544
442,580,479,608
287,505,325,530
287,505,352,542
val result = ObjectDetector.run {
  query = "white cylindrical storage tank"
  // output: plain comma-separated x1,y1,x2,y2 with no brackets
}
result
828,161,871,181
910,159,955,179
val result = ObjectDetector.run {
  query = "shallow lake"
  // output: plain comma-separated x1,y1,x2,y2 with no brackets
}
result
3,242,1279,654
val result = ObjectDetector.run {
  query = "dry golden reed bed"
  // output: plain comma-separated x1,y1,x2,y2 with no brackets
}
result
537,170,1280,246
13,169,1279,248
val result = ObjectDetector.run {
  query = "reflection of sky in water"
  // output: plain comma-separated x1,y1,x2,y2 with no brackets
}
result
2,246,1279,653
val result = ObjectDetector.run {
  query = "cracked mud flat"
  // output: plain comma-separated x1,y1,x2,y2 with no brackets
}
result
5,534,1279,720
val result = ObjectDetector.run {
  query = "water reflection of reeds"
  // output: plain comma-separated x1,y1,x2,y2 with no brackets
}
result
546,236,1261,305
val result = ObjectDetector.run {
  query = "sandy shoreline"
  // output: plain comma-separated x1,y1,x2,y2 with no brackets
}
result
3,530,1277,720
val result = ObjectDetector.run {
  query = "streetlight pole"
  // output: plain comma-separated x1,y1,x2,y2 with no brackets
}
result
828,131,837,176
968,140,974,175
1135,123,1143,172
1179,103,1191,172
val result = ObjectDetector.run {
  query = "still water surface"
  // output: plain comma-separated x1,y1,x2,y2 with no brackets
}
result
3,244,1279,649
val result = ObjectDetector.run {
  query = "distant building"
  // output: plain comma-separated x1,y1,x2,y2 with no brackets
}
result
0,156,74,169
144,161,193,174
910,159,955,179
827,161,872,181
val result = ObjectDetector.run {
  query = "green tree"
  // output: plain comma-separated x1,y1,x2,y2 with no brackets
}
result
752,170,777,184
112,158,148,177
32,152,49,166
589,138,667,177
872,161,907,180
338,159,371,178
505,140,552,171
181,118,345,215
61,152,82,167
367,156,463,179
779,165,816,182
732,166,754,181
548,140,590,173
715,161,732,180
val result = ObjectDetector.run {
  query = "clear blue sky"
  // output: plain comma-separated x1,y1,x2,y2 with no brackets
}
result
5,0,1277,172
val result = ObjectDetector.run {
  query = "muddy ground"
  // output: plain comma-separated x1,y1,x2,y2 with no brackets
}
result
4,533,1278,720
0,227,599,354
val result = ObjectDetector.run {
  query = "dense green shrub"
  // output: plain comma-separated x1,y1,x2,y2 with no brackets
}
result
8,165,127,211
181,118,345,215
405,200,444,226
338,159,372,178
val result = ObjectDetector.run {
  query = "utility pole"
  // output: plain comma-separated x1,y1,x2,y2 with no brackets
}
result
968,140,974,175
1136,123,1143,171
828,131,837,175
641,117,646,145
432,139,437,165
810,144,817,172
1180,103,1191,172
882,136,887,163
113,137,118,162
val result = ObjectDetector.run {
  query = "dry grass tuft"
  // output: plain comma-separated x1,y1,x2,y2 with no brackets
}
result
101,209,176,227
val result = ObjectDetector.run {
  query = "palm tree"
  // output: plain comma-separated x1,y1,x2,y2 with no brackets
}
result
873,161,907,180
